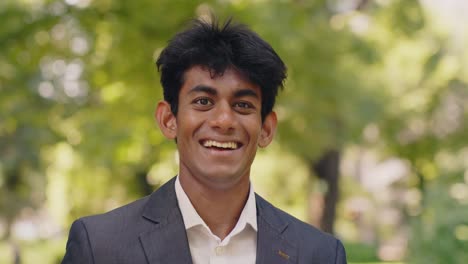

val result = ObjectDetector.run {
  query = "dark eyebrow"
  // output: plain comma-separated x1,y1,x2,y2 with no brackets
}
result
188,85,259,99
234,89,259,99
188,85,217,96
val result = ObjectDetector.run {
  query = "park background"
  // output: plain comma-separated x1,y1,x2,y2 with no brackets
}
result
1,0,467,263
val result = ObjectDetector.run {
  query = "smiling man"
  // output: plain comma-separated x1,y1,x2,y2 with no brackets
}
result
62,18,347,264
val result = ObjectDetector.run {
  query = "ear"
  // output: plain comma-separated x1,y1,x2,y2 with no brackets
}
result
155,101,177,140
258,111,277,148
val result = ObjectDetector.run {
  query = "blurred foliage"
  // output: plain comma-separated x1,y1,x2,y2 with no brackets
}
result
343,241,379,262
1,0,467,263
0,0,208,228
409,174,468,263
0,239,65,264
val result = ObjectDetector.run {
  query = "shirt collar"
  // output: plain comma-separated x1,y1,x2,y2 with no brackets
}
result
175,176,258,233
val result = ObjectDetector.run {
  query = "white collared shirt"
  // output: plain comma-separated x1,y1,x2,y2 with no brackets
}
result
175,176,257,264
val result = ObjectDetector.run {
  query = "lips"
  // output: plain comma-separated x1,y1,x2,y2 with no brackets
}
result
201,139,241,150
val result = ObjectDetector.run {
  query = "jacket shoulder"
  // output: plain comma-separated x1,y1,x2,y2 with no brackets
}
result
75,196,153,262
80,195,150,229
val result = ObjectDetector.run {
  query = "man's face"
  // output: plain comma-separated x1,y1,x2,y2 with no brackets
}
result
157,65,276,190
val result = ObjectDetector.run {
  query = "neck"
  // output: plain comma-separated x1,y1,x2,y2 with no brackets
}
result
179,173,250,240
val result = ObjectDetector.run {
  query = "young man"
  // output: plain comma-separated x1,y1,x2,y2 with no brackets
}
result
62,19,347,264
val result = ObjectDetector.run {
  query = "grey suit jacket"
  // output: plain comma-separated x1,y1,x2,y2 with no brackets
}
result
62,177,347,263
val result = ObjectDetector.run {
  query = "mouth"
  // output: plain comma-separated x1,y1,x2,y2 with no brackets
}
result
200,139,242,150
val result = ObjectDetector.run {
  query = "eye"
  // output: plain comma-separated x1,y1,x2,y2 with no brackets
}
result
234,102,253,109
194,98,212,106
192,97,214,110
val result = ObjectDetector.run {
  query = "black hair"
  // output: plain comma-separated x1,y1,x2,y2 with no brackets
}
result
156,18,287,121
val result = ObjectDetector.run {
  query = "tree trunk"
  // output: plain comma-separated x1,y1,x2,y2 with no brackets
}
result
11,240,21,264
310,149,341,234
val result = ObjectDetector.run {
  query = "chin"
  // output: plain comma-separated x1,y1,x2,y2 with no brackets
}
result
199,170,246,188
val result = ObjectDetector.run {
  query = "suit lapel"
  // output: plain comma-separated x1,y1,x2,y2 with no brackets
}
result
137,179,298,264
138,178,193,264
256,195,297,264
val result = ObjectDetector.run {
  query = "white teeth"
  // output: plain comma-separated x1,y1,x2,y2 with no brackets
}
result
203,140,238,149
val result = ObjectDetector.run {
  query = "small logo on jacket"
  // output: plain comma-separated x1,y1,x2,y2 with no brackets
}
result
277,250,290,260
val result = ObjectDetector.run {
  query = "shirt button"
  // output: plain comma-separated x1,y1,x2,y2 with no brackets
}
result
215,246,224,255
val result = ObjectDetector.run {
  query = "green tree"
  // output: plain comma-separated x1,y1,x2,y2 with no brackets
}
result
0,0,208,241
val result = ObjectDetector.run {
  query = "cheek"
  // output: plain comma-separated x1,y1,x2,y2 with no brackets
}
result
244,120,263,142
177,115,203,139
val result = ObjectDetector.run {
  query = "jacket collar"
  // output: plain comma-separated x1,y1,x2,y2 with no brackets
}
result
138,177,297,264
139,177,193,264
256,194,298,263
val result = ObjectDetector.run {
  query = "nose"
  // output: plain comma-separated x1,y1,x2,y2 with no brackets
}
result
209,102,237,133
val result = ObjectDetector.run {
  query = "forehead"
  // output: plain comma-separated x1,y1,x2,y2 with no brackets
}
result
180,65,261,96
